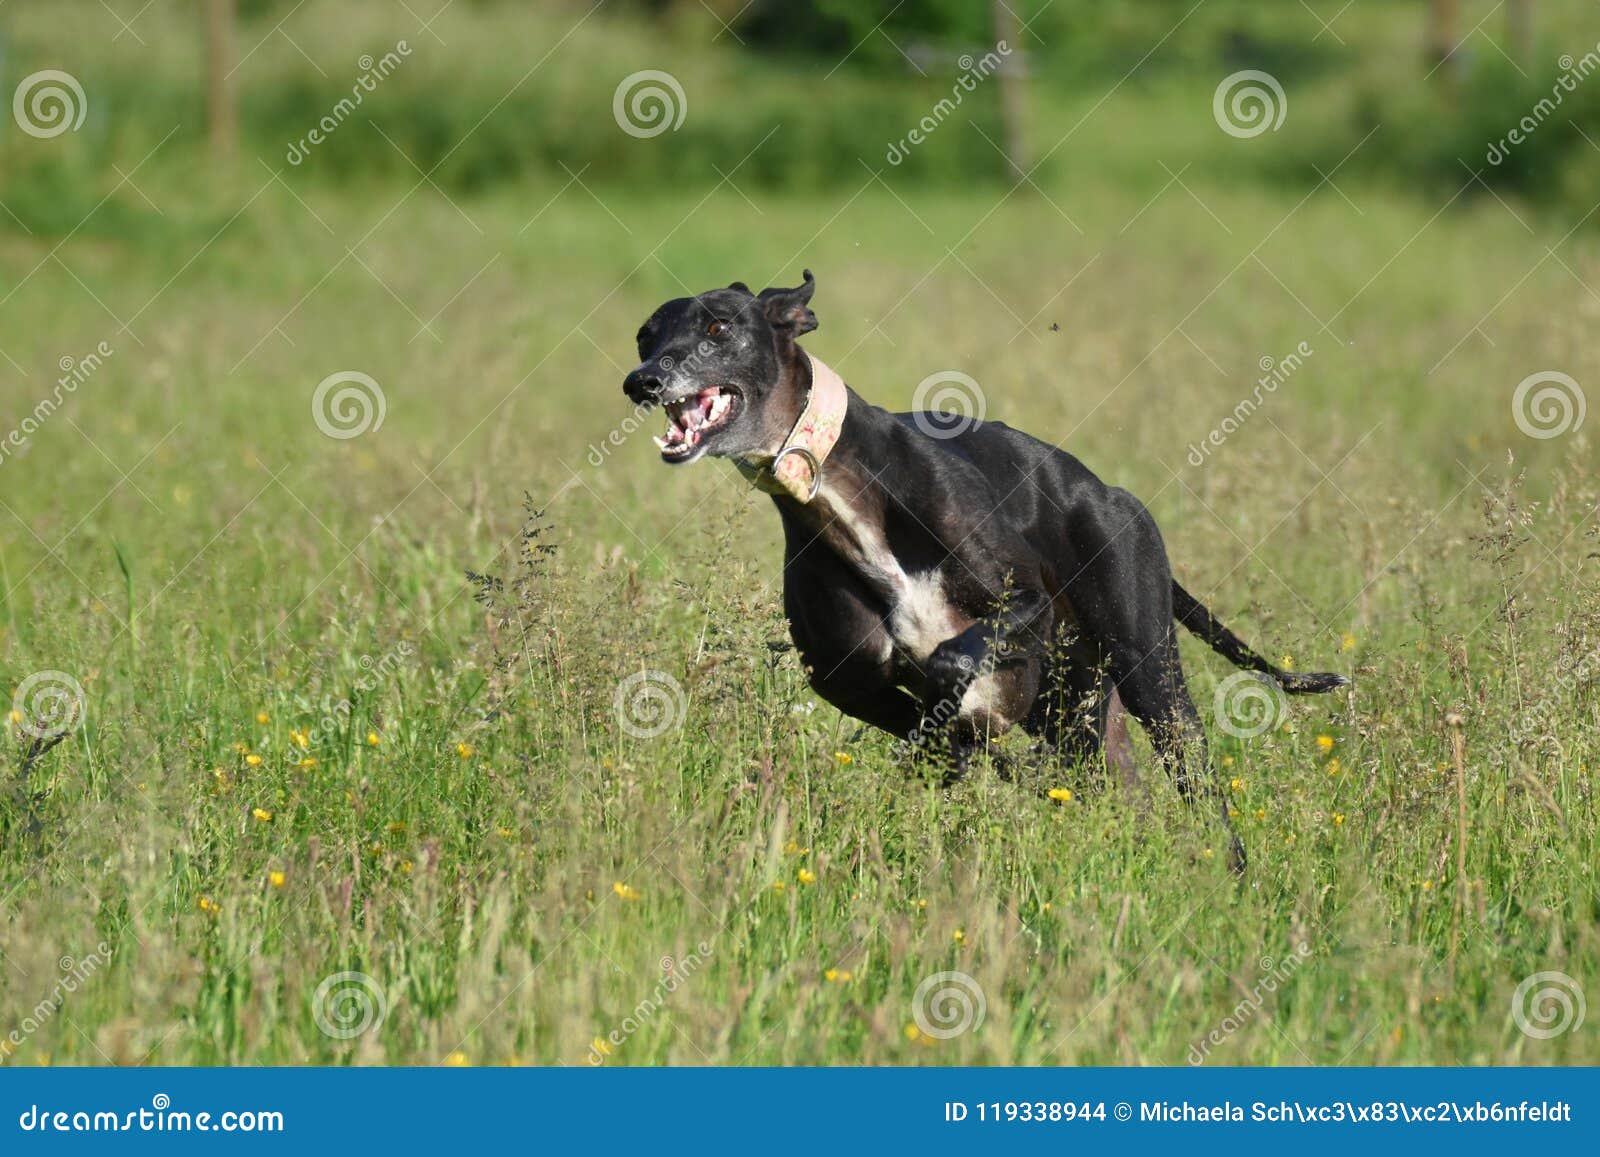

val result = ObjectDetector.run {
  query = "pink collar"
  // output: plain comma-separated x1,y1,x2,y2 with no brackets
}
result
735,350,848,504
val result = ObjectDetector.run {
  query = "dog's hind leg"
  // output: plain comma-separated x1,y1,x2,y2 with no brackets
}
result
1112,641,1244,872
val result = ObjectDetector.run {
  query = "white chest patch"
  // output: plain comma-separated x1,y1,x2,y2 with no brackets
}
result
811,486,966,666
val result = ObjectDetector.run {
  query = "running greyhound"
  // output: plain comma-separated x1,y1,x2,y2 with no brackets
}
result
621,271,1348,868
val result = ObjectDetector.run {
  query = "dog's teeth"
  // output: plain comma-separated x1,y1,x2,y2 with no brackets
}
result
653,435,668,451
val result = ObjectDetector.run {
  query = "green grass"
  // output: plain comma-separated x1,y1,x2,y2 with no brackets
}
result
1,1,1598,1068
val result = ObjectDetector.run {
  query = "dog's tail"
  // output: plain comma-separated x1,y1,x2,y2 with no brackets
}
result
1172,581,1350,694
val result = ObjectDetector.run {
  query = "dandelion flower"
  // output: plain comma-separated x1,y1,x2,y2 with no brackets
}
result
1229,777,1243,792
612,881,641,901
366,731,380,746
268,871,286,889
198,895,216,912
1332,813,1346,826
1316,734,1335,753
290,729,309,748
833,751,853,765
1255,808,1266,822
298,757,318,769
1326,758,1341,777
772,881,786,892
824,968,853,983
953,928,966,945
797,868,816,886
456,742,474,759
904,1023,921,1041
1202,847,1214,860
443,1052,468,1067
916,898,927,911
252,808,273,822
1047,788,1073,802
244,753,262,767
255,712,269,725
1341,632,1356,652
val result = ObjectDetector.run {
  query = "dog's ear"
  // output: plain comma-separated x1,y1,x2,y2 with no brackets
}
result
727,280,752,294
757,269,818,336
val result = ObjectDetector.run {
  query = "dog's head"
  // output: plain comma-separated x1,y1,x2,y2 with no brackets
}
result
623,271,818,465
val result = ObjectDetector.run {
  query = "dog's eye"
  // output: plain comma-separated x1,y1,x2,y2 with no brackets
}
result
707,320,727,338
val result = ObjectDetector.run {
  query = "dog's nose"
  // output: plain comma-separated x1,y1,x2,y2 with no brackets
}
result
623,365,664,404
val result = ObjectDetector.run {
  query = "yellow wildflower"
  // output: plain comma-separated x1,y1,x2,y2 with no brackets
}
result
772,881,786,892
244,753,262,767
797,868,816,885
1047,787,1073,802
953,928,965,945
612,881,641,901
1326,758,1341,777
366,731,380,746
252,808,272,822
1332,813,1346,826
443,1052,468,1067
1229,777,1243,792
290,729,309,748
834,751,853,765
268,871,286,889
297,757,317,769
1316,734,1335,753
198,894,217,912
456,742,474,759
255,712,269,725
823,968,853,983
1341,632,1356,651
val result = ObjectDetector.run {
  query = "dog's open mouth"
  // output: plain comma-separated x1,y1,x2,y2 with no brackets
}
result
654,387,741,460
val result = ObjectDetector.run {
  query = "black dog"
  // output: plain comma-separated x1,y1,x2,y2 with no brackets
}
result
622,271,1347,867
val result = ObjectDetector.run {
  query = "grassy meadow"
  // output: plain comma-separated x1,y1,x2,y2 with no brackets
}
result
1,1,1597,1066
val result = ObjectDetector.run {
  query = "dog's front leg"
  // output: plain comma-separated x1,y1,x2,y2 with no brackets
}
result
921,586,1052,745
